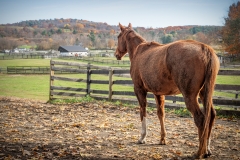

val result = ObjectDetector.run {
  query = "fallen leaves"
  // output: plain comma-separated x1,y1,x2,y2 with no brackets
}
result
0,97,239,159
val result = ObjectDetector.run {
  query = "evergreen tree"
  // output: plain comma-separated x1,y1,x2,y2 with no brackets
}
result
88,31,95,46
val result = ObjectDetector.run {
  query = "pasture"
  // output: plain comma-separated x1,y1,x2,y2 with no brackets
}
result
0,59,50,67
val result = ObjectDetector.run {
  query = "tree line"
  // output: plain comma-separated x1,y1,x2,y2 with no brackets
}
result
0,24,221,52
0,2,239,56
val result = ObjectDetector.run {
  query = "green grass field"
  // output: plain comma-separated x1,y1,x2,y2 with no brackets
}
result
0,59,239,102
0,59,51,67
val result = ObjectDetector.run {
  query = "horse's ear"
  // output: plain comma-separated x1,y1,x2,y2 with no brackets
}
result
128,23,132,29
119,23,124,31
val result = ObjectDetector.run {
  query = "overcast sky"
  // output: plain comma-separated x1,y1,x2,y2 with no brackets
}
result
0,0,238,28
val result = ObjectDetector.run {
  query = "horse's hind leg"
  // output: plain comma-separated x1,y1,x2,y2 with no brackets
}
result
184,94,207,158
154,95,166,145
199,88,216,157
134,87,147,144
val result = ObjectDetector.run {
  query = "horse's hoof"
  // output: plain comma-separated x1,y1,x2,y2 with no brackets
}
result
206,149,212,157
159,139,166,145
204,152,211,158
193,152,211,159
137,139,146,144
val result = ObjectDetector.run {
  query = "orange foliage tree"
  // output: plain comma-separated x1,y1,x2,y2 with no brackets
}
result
108,39,115,49
221,1,240,55
76,23,84,30
109,29,115,35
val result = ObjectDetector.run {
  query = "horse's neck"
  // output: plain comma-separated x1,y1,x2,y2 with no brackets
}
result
127,35,145,61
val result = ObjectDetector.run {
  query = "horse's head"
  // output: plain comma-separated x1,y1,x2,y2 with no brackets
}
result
115,23,133,60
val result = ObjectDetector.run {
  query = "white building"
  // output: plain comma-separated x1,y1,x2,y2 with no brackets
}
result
58,45,88,57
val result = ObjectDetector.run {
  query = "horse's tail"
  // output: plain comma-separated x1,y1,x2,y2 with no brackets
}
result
199,45,219,156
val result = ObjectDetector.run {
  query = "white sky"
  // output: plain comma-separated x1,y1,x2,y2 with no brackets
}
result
0,0,238,28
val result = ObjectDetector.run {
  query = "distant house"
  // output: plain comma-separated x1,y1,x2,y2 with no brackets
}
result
4,50,10,53
58,45,88,57
13,48,19,53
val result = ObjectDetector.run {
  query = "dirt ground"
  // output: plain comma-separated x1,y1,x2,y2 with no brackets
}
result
0,97,239,160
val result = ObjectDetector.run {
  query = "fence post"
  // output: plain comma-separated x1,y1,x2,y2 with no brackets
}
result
49,60,54,100
108,68,113,101
86,63,91,95
173,95,176,103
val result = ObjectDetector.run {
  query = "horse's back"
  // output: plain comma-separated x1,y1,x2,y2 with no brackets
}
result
131,40,218,96
131,42,179,95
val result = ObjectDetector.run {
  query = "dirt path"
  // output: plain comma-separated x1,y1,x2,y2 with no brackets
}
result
0,97,239,160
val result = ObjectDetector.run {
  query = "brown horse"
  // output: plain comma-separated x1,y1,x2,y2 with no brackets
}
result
115,23,220,158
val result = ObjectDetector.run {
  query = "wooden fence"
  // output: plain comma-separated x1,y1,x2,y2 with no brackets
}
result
0,55,45,59
5,66,50,74
77,57,131,65
49,60,240,115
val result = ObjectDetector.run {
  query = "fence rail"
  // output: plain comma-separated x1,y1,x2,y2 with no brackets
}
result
78,57,131,65
0,55,45,60
49,60,240,116
6,66,50,74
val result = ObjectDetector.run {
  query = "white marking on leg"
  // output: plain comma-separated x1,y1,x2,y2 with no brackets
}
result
207,138,212,155
138,117,147,144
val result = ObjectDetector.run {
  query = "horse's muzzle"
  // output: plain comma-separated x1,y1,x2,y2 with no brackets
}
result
116,55,122,60
115,49,122,60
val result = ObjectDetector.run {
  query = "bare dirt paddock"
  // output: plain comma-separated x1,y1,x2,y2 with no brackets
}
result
0,97,239,160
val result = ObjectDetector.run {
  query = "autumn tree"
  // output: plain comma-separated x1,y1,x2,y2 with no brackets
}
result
64,24,71,29
37,41,50,50
0,38,19,50
76,23,84,31
195,32,211,45
108,39,115,49
221,1,240,55
109,29,115,35
0,38,9,50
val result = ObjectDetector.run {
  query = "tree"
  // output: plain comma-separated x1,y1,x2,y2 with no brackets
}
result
88,30,95,47
109,29,115,35
41,30,47,36
195,32,211,45
108,39,115,49
56,29,62,34
0,38,19,50
37,41,50,50
76,23,84,30
73,29,77,34
221,1,240,55
64,24,71,29
161,34,173,44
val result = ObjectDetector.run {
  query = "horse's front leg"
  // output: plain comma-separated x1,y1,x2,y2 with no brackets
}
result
134,87,147,144
154,95,166,145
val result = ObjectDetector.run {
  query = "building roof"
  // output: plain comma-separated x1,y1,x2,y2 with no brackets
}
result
58,45,87,52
